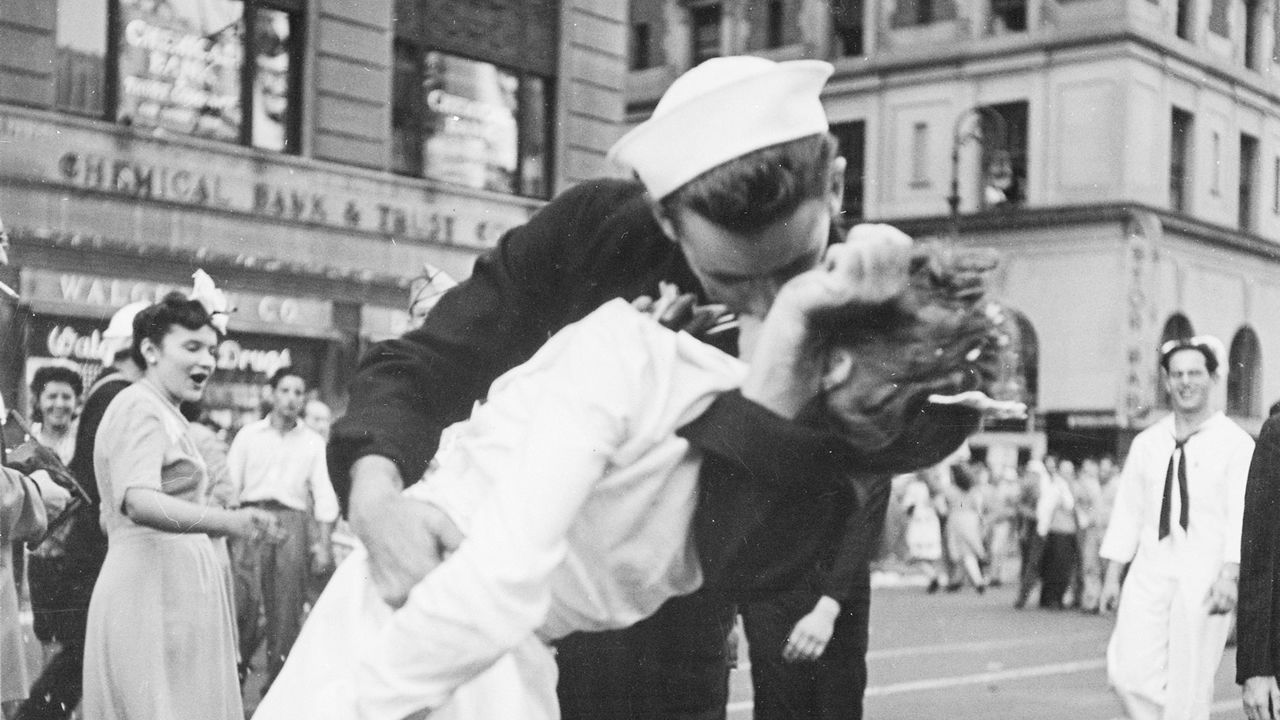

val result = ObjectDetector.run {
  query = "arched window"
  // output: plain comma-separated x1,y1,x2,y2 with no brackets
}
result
1228,326,1263,417
1157,313,1194,409
993,309,1038,412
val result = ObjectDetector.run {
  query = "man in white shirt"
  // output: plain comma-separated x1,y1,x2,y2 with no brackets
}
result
1099,336,1255,720
229,367,339,688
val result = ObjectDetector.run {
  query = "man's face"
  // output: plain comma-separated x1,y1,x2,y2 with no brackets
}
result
272,375,306,420
1100,457,1116,479
666,197,830,318
303,400,331,440
1057,459,1075,479
1164,348,1214,415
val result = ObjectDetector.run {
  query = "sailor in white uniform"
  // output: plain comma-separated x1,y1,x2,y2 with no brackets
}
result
1100,336,1254,720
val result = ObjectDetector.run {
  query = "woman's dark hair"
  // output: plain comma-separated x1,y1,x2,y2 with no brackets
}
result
130,292,217,367
29,365,84,422
951,463,976,492
1159,341,1219,375
267,366,305,390
808,244,1011,473
659,133,839,233
30,365,84,400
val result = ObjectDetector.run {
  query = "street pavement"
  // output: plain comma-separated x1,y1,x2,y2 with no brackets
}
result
726,582,1246,719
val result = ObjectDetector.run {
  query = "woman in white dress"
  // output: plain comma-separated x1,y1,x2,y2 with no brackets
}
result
256,243,1021,720
82,290,282,720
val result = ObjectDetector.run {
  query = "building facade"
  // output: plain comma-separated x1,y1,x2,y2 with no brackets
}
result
0,0,629,431
627,0,1280,462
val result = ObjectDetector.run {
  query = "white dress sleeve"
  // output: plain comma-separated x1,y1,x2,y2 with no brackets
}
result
354,301,653,720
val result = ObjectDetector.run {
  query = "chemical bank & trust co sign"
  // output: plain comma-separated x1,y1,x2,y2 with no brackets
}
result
0,110,537,250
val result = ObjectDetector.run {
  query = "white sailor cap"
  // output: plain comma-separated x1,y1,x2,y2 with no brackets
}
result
608,56,833,201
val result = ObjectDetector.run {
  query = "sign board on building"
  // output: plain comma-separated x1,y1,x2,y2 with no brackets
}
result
19,267,336,339
0,109,537,251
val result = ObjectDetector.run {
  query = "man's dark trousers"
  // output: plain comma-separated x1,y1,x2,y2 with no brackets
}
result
555,591,736,720
741,586,870,720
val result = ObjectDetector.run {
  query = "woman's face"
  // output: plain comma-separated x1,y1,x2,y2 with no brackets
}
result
37,381,78,432
143,324,218,404
821,342,909,451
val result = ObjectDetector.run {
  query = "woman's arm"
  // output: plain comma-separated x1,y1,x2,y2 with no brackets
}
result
122,487,276,540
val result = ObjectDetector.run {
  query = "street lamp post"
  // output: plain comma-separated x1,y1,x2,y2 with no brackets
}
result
947,106,1013,240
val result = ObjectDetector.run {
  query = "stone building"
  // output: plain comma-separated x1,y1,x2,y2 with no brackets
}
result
628,0,1280,462
0,0,629,429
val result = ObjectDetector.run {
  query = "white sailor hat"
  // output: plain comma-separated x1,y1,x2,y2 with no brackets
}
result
608,56,833,201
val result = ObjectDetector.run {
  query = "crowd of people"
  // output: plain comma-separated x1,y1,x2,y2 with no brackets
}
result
1,295,342,720
890,452,1121,609
4,51,1280,720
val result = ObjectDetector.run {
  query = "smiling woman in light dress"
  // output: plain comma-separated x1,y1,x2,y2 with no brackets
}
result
82,289,281,720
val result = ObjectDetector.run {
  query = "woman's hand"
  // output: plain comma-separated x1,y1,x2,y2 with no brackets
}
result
741,225,913,419
770,224,913,324
230,508,284,543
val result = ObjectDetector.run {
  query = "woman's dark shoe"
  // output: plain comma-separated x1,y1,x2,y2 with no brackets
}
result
945,582,963,593
927,578,941,594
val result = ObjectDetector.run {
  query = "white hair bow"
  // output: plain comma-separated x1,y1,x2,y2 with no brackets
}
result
190,269,232,334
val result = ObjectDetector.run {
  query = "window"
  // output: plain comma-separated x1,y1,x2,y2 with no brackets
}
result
55,0,108,116
691,4,722,65
891,0,955,27
1208,0,1228,36
980,101,1028,207
989,0,1027,33
831,120,866,220
1227,326,1262,417
911,122,929,187
391,49,553,199
1211,131,1222,195
631,22,652,71
1240,133,1259,231
1177,0,1194,39
1245,0,1262,69
1273,156,1279,214
830,0,864,56
1170,108,1193,212
767,1,785,48
108,0,303,152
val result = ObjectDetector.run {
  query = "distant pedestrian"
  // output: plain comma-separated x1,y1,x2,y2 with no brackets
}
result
302,399,332,442
1071,459,1105,612
1037,459,1078,609
17,304,144,720
24,365,84,685
944,463,988,592
903,471,944,592
985,465,1020,586
1014,461,1045,609
1100,336,1253,720
229,368,339,689
25,366,82,465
